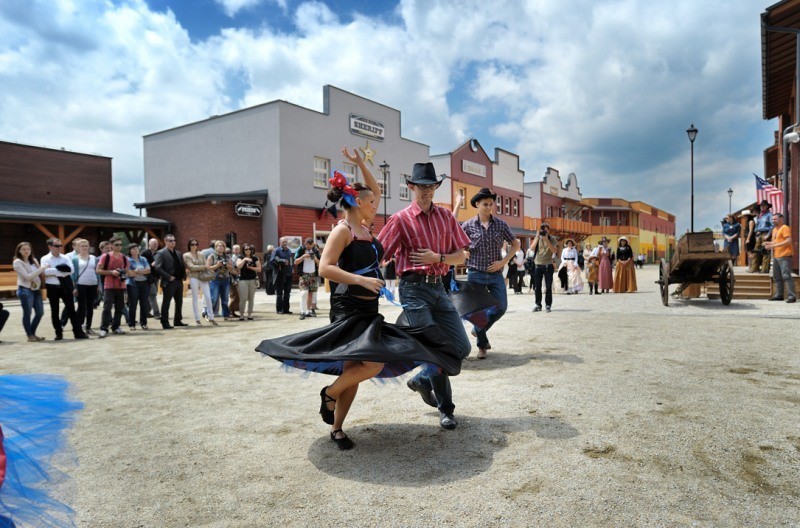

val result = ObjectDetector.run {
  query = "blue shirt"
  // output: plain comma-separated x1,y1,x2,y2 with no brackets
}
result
462,215,517,272
126,256,150,286
755,211,773,234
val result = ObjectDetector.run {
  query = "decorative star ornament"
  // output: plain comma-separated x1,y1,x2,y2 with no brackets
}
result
359,141,375,166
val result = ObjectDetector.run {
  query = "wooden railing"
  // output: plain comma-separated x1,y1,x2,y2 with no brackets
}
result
589,225,640,236
524,217,593,235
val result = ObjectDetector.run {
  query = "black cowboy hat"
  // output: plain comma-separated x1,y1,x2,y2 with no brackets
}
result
405,162,446,186
470,187,497,208
758,199,772,209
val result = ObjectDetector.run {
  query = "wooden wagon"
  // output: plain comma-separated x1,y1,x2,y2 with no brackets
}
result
657,231,734,306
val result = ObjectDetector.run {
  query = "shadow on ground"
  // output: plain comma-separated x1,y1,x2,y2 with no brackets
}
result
308,415,579,485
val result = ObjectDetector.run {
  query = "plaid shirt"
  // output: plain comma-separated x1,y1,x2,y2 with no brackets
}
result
462,215,516,272
379,201,471,276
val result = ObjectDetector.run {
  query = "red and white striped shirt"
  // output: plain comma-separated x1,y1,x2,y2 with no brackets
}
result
378,200,471,276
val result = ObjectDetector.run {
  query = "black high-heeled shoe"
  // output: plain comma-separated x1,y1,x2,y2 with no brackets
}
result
319,386,336,425
330,429,354,450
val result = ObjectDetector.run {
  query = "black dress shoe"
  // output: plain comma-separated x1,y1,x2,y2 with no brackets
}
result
407,379,437,408
320,386,336,425
162,323,174,330
330,429,354,450
173,322,189,327
54,335,64,341
74,333,89,339
284,311,293,315
769,297,784,301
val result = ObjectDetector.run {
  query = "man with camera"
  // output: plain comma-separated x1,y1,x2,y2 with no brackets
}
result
530,223,558,313
41,237,88,340
295,237,320,320
96,236,130,337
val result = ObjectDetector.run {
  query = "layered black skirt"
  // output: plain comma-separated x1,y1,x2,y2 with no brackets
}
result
256,295,462,377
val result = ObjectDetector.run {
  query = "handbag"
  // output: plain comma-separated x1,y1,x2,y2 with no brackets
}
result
198,269,214,282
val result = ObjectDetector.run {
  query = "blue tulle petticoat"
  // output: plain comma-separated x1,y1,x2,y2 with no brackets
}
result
0,374,83,528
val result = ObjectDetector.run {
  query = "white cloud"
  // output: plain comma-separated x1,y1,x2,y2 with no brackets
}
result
0,0,777,233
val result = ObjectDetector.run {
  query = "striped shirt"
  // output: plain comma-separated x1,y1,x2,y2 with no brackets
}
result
378,200,471,276
462,215,516,272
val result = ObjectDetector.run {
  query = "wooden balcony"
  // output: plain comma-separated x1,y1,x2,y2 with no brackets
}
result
589,225,640,236
524,217,593,235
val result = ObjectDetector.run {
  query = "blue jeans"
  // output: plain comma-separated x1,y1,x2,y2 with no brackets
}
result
17,287,44,337
210,279,230,317
399,280,471,415
466,269,507,348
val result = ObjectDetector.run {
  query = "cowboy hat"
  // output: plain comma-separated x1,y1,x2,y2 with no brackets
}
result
470,187,497,207
564,238,575,246
758,199,772,208
405,162,446,186
600,236,610,243
618,236,628,243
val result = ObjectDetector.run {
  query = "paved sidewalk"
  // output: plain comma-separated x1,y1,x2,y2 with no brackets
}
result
1,266,798,526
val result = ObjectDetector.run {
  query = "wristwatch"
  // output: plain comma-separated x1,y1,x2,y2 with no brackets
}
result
439,253,446,263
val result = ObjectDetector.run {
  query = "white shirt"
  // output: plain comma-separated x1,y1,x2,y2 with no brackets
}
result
74,254,99,286
40,252,74,286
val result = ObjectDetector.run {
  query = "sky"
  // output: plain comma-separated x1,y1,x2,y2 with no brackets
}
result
0,0,780,233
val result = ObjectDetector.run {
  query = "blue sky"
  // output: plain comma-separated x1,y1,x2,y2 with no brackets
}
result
0,0,779,233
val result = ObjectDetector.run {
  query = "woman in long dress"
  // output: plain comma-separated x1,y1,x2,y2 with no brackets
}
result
612,236,638,292
559,239,584,294
597,237,613,293
256,147,458,450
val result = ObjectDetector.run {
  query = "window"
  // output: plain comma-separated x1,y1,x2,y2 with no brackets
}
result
457,187,466,208
546,206,552,218
399,178,410,200
513,199,519,217
342,163,358,184
378,168,390,198
313,157,330,188
496,197,503,215
504,197,510,215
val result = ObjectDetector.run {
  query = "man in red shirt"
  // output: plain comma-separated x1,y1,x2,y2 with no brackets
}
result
96,236,130,337
379,162,471,430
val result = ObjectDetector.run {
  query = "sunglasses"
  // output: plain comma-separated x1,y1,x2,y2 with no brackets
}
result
190,242,198,246
113,243,123,247
51,244,63,248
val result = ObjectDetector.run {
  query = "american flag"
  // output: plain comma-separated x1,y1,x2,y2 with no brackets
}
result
754,174,784,213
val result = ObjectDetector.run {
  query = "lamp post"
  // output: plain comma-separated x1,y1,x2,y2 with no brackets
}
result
727,187,733,214
686,123,698,232
379,160,390,226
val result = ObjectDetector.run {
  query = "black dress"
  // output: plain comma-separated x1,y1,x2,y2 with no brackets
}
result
256,235,462,377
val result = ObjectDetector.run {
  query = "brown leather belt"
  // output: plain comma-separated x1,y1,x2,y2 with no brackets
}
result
401,272,442,284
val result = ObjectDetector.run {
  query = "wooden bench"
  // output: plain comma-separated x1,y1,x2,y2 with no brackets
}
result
0,270,18,298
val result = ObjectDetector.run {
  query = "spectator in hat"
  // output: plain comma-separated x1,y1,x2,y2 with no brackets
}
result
612,236,637,293
749,199,773,274
596,237,613,294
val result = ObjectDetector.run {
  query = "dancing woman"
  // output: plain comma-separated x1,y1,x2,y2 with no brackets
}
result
257,147,460,450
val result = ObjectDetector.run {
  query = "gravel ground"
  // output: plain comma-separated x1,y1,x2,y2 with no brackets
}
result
1,266,799,527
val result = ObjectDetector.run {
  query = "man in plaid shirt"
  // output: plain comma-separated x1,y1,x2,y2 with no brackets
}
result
379,162,471,430
461,188,519,359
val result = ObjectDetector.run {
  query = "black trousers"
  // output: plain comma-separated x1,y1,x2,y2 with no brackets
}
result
46,283,80,337
533,264,554,308
128,281,150,327
160,279,184,325
275,274,292,312
76,284,97,329
100,289,125,331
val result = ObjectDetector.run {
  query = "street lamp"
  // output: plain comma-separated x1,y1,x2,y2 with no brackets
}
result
686,123,698,232
379,160,390,226
727,187,733,214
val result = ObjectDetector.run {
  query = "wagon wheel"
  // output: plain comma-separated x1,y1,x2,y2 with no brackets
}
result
718,261,734,305
659,258,669,306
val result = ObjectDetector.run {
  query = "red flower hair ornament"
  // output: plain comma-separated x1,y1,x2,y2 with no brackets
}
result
329,170,359,207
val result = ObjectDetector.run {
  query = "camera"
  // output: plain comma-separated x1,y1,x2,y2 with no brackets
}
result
539,229,547,236
116,268,127,279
